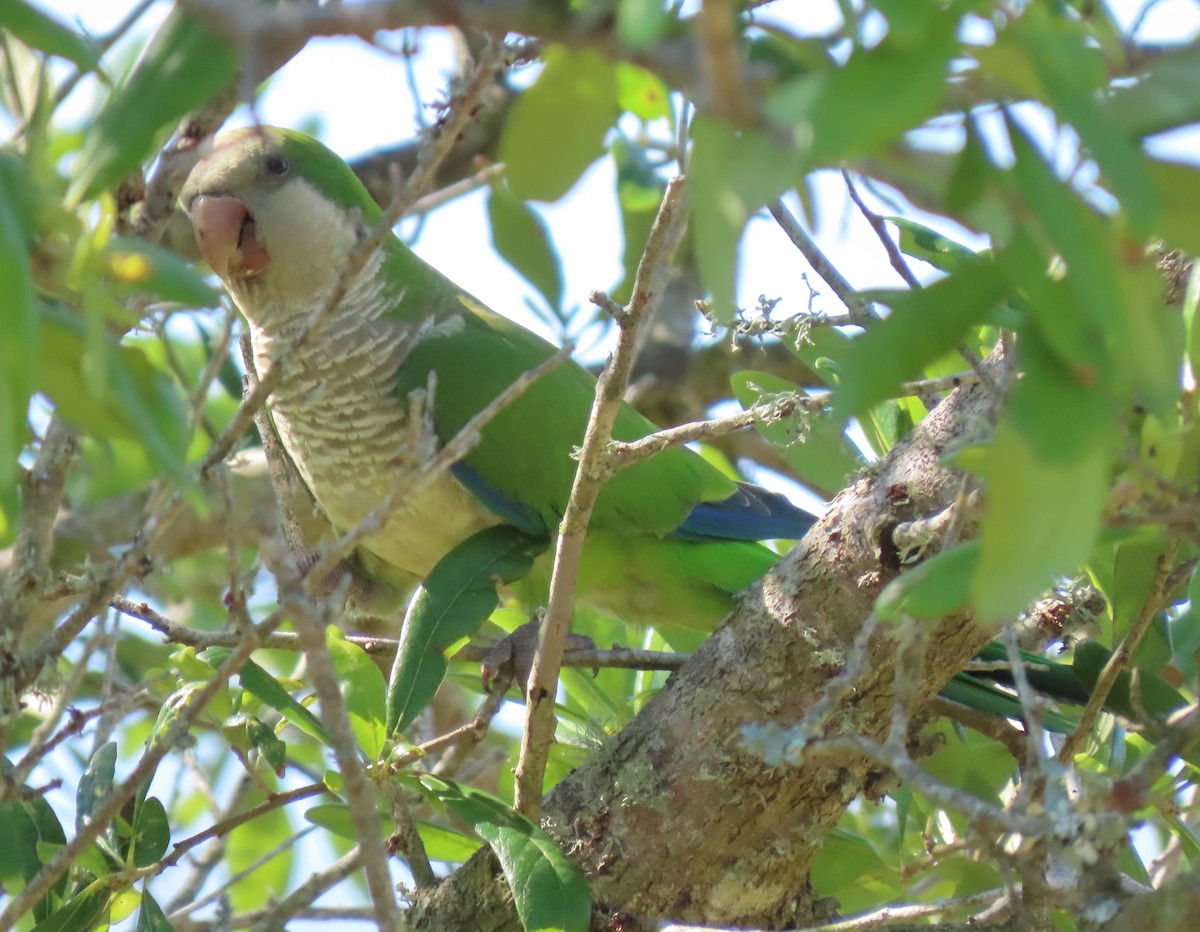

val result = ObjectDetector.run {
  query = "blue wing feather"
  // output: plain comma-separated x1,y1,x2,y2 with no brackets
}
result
453,464,815,544
672,483,816,542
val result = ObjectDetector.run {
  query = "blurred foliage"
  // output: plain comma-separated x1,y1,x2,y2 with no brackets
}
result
1,0,1200,930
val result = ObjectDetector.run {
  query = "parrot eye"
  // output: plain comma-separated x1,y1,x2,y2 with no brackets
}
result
265,154,289,176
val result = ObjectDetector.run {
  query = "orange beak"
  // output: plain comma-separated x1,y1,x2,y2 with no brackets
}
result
190,195,270,280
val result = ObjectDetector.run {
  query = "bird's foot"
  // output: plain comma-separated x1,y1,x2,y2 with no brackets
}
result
481,617,597,696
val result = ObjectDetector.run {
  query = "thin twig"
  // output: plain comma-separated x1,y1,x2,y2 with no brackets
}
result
245,846,365,932
769,199,875,326
114,593,689,672
608,391,818,470
267,553,401,931
842,169,921,289
512,175,690,818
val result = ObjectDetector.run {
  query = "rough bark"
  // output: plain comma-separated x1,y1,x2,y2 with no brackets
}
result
411,359,1004,930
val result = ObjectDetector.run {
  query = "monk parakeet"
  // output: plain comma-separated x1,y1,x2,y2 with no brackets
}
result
180,126,815,631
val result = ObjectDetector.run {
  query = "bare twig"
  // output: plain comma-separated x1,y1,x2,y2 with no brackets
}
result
113,595,689,672
769,199,875,326
608,391,818,470
266,551,401,931
842,169,921,289
512,176,690,817
245,846,365,932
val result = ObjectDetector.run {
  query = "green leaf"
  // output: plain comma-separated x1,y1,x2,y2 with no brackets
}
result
972,418,1110,621
76,741,117,835
887,217,981,274
1104,45,1200,140
767,14,955,164
226,790,292,912
1112,533,1168,640
136,889,173,932
487,186,563,314
29,889,106,932
616,0,670,48
236,658,328,745
326,627,387,760
1007,119,1129,383
1148,158,1200,258
875,541,980,621
0,0,99,69
413,774,591,932
103,237,222,307
1010,10,1159,234
0,151,37,501
71,10,238,202
36,305,191,485
501,46,618,202
690,115,798,319
387,526,546,733
810,829,885,897
615,63,670,121
831,256,1009,420
131,796,169,868
730,370,862,493
0,800,40,885
306,804,482,863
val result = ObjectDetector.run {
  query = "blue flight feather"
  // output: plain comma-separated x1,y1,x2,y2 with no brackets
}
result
672,483,816,542
453,463,815,543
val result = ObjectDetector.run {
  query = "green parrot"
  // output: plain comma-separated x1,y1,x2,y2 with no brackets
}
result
179,127,1185,736
180,126,815,633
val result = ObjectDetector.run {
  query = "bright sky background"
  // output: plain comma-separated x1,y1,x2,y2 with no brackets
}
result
10,0,1200,926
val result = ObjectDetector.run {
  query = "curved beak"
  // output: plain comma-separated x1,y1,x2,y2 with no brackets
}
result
190,195,270,280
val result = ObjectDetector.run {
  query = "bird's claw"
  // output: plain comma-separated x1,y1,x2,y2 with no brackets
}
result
481,618,598,696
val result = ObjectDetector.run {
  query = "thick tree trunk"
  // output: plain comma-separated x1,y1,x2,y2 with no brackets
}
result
411,363,1005,929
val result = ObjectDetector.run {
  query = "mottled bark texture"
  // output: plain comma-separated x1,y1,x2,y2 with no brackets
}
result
411,366,1004,931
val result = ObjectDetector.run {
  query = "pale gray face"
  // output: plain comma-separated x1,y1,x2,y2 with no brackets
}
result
180,129,362,321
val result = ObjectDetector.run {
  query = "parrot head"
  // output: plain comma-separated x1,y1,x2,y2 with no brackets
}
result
180,126,383,315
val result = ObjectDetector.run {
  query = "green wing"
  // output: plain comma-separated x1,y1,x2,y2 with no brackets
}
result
382,239,736,536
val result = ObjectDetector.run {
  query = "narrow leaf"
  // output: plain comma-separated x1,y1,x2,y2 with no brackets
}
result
413,774,591,932
487,187,564,314
131,797,170,868
832,257,1009,420
136,890,173,932
71,10,238,202
326,627,387,760
501,46,618,202
0,0,99,69
76,742,117,835
387,526,546,733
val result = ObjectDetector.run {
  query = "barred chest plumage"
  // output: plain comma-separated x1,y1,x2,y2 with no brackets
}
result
238,263,499,581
